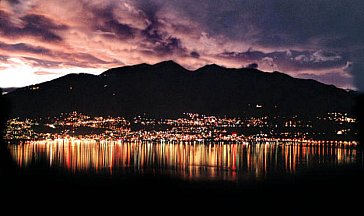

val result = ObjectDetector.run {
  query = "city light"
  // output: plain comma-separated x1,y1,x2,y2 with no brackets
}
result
4,111,358,144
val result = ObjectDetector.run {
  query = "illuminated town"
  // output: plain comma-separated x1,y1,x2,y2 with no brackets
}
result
4,111,358,145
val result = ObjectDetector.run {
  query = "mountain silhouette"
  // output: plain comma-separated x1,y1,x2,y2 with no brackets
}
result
5,60,355,118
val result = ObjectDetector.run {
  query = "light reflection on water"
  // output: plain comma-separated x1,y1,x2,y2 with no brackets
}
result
8,140,357,180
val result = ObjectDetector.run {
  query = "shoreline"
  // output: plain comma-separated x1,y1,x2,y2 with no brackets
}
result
6,137,359,146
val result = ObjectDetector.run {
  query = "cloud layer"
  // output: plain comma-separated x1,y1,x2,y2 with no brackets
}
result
0,0,363,90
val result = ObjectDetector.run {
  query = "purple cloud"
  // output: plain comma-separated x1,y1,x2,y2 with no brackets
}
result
0,10,67,42
0,42,50,54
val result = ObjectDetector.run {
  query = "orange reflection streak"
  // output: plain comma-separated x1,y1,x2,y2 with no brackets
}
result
8,140,358,181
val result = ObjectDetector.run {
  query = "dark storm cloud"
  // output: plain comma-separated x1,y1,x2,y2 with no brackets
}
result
133,6,183,55
6,0,21,4
351,63,364,91
101,20,134,39
246,63,258,69
89,6,136,40
190,51,200,58
153,37,186,55
0,42,50,54
267,0,364,48
142,26,163,44
164,0,364,48
21,14,67,41
0,10,67,42
85,0,188,57
147,33,188,57
141,27,185,55
134,0,161,23
345,49,364,91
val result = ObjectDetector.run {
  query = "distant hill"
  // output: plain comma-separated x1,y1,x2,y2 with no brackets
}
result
5,61,356,118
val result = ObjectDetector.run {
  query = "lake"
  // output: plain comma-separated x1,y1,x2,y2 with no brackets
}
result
8,139,359,181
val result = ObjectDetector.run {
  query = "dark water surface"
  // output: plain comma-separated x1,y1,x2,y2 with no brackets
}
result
3,140,364,214
8,140,359,180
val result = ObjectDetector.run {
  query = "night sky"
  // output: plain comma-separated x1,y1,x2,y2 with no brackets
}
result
0,0,363,90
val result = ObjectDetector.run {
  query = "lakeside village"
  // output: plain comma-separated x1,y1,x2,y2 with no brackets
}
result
4,111,358,146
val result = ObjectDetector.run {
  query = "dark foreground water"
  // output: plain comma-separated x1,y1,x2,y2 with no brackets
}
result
3,140,364,214
8,140,359,180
